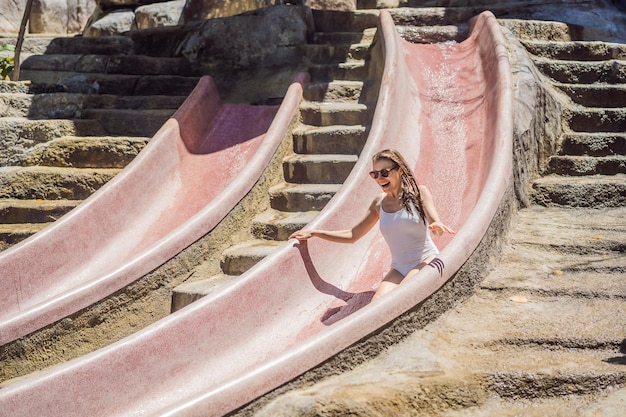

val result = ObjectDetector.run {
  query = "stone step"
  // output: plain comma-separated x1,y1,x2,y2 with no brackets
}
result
547,155,626,176
431,292,626,395
220,239,285,275
269,183,341,212
532,174,626,208
38,35,136,56
312,29,377,46
502,18,594,42
293,124,368,154
17,136,149,168
561,133,626,157
533,58,626,84
299,101,372,126
21,54,191,76
553,83,626,108
0,118,107,166
521,39,626,61
0,92,186,119
304,43,371,64
311,10,379,33
0,166,120,199
308,61,369,82
481,206,626,294
19,70,200,96
564,108,626,133
0,35,71,55
396,24,469,44
0,222,50,251
0,198,80,223
251,209,319,241
79,108,174,136
303,80,365,103
283,153,358,184
170,273,240,313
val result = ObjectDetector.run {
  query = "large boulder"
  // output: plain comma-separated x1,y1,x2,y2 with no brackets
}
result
135,0,185,28
30,0,97,33
0,0,27,34
0,0,96,34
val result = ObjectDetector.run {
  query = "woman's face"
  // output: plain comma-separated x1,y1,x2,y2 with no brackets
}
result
371,158,401,193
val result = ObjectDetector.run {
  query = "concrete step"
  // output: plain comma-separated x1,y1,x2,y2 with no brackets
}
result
0,166,120,199
19,70,200,96
0,118,107,166
308,61,369,82
283,153,358,184
170,273,240,313
311,10,379,33
39,35,136,56
220,239,285,275
303,80,365,103
304,43,371,64
0,92,186,119
0,35,72,55
396,24,469,44
502,18,598,42
547,155,626,176
79,108,174,136
251,209,319,241
0,198,80,223
293,124,368,154
312,28,377,46
532,174,626,208
17,136,149,168
0,222,50,251
521,39,626,61
21,54,191,76
564,108,626,133
482,206,626,298
533,58,626,84
561,133,626,157
299,101,372,126
554,83,626,108
269,182,341,212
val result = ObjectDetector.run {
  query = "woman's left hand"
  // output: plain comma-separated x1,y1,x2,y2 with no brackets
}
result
428,221,455,236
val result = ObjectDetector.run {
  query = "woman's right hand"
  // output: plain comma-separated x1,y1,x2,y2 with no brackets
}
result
289,229,315,240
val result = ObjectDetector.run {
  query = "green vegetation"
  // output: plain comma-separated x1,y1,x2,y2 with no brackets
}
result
0,44,16,79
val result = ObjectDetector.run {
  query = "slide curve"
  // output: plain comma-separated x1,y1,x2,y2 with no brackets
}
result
0,74,305,345
0,10,513,417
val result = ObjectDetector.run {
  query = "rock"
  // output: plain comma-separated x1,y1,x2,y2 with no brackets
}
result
306,0,356,11
181,0,276,22
135,0,185,29
0,0,95,35
30,0,97,34
0,0,28,34
83,8,136,36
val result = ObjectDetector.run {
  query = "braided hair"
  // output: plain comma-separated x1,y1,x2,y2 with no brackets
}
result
372,149,426,224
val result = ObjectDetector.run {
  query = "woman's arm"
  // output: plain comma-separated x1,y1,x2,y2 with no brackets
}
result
418,184,455,236
289,196,381,244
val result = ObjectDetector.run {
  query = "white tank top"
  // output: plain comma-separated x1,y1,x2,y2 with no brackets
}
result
379,198,439,269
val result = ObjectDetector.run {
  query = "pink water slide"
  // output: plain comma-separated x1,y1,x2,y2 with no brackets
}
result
0,10,513,417
0,75,305,345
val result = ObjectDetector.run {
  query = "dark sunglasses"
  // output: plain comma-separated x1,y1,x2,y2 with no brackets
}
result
369,165,399,179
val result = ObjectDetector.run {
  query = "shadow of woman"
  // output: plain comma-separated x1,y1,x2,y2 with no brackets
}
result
604,338,626,365
294,241,375,326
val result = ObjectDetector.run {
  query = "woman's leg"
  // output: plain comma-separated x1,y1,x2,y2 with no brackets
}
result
372,257,436,302
372,268,404,302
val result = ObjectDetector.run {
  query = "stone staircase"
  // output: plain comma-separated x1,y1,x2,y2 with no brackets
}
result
0,35,197,251
517,26,626,207
170,10,379,311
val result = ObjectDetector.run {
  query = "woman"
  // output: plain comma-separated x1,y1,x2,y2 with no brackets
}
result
289,149,455,301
